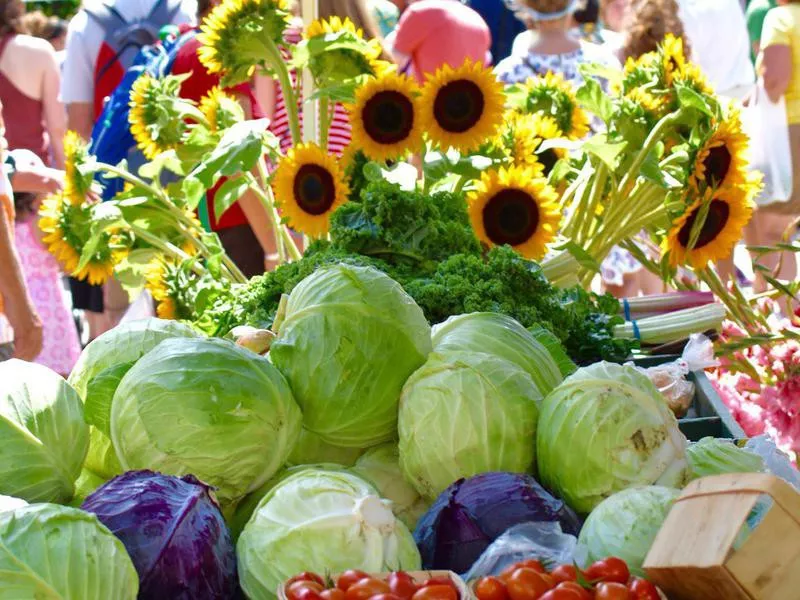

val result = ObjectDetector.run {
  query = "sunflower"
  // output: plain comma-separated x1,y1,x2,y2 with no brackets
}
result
467,165,561,260
690,110,750,191
675,62,714,96
38,193,127,285
626,87,668,117
199,87,244,133
498,113,565,176
663,185,754,268
661,33,686,85
63,130,92,205
198,0,290,85
306,15,362,39
144,257,178,319
520,72,590,140
129,74,187,159
347,71,423,162
420,59,505,153
272,143,349,237
304,16,384,86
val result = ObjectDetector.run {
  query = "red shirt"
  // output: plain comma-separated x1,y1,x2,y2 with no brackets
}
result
171,33,265,230
393,0,491,83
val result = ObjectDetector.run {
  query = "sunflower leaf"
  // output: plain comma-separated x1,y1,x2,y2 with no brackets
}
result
582,135,627,171
555,241,600,273
181,176,207,211
676,85,714,117
190,119,272,188
576,78,613,123
214,176,250,220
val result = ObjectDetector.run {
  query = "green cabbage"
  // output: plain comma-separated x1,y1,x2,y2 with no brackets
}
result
353,444,430,529
0,503,138,598
399,350,540,500
687,437,765,480
431,312,575,396
111,337,302,504
68,469,108,508
0,495,26,513
237,468,420,600
287,429,365,467
270,264,432,447
0,360,88,503
579,486,679,572
537,362,689,514
84,427,123,480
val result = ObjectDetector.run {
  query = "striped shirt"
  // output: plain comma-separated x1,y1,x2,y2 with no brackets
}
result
271,29,352,156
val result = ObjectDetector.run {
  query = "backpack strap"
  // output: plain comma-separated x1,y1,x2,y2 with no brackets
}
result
84,2,130,33
147,0,184,28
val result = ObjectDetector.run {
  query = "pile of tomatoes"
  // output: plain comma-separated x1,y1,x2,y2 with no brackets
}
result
473,557,661,600
283,571,461,600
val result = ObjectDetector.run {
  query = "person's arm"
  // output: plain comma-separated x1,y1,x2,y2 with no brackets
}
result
390,5,432,66
0,198,43,360
760,9,794,102
10,163,64,195
41,46,67,167
253,74,276,122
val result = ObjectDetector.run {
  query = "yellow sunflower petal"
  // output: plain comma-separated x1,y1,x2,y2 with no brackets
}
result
663,185,755,268
690,108,750,191
420,59,505,153
199,86,245,133
272,143,349,237
347,71,423,162
467,165,562,260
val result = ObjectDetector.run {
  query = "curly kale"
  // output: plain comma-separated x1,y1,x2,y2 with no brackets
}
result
330,179,481,268
203,179,633,363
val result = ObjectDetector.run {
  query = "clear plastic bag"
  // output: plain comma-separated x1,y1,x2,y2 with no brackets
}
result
631,334,720,417
745,435,800,491
463,522,587,580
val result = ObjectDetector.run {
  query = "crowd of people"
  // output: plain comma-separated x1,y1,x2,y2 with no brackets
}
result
0,0,798,375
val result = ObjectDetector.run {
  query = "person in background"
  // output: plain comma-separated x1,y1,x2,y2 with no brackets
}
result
0,101,42,362
387,0,491,83
12,149,81,375
746,0,777,61
677,0,754,100
171,0,279,276
22,11,68,52
0,0,65,168
619,0,688,62
369,0,399,37
495,0,619,87
467,0,526,64
745,0,800,309
61,0,196,339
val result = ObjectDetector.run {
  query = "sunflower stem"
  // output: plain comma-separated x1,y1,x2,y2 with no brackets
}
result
248,169,285,264
129,225,208,278
580,162,607,243
319,96,332,151
263,37,302,146
700,266,753,329
255,159,303,262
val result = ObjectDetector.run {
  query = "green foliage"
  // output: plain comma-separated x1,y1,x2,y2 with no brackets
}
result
25,0,80,20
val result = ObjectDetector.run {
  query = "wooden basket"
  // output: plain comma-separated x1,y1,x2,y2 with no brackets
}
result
278,570,475,600
643,473,800,600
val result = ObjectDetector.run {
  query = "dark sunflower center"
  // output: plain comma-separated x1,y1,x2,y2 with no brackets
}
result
433,79,485,133
677,199,730,250
362,90,415,144
701,145,732,186
483,188,540,246
292,164,336,216
538,148,560,175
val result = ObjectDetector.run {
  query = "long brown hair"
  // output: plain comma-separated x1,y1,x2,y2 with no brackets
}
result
0,0,26,36
620,0,690,61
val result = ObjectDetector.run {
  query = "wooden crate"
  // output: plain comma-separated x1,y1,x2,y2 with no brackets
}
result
643,473,800,599
633,355,746,441
278,571,474,600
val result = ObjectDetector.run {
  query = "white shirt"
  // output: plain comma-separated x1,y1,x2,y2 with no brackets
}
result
678,0,755,99
61,0,197,104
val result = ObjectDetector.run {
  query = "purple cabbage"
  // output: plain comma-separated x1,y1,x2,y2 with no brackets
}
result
413,472,582,574
81,470,237,599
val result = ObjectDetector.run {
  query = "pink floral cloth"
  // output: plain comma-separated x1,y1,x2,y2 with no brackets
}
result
14,216,81,374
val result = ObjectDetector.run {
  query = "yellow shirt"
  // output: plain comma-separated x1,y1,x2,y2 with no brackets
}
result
760,5,800,124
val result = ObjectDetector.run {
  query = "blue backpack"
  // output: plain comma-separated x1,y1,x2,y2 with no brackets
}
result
90,28,196,200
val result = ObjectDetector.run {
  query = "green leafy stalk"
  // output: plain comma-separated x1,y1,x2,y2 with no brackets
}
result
263,36,302,146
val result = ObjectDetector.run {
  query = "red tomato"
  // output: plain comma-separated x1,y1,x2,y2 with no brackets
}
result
388,572,419,600
506,567,552,600
474,576,509,600
554,582,590,600
321,590,346,600
369,594,404,600
499,566,517,584
411,585,459,600
421,577,455,588
287,582,325,600
538,589,583,600
627,578,660,600
338,571,371,592
514,560,546,574
549,565,578,584
584,558,630,585
346,579,391,600
287,573,326,588
594,583,631,600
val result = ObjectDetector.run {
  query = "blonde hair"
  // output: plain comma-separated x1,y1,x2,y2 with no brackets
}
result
21,11,66,41
318,0,383,41
620,0,690,60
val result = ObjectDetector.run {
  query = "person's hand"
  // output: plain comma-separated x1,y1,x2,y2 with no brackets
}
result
5,299,43,361
11,165,64,196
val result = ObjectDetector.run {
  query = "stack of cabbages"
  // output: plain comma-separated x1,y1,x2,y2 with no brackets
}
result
0,264,764,599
